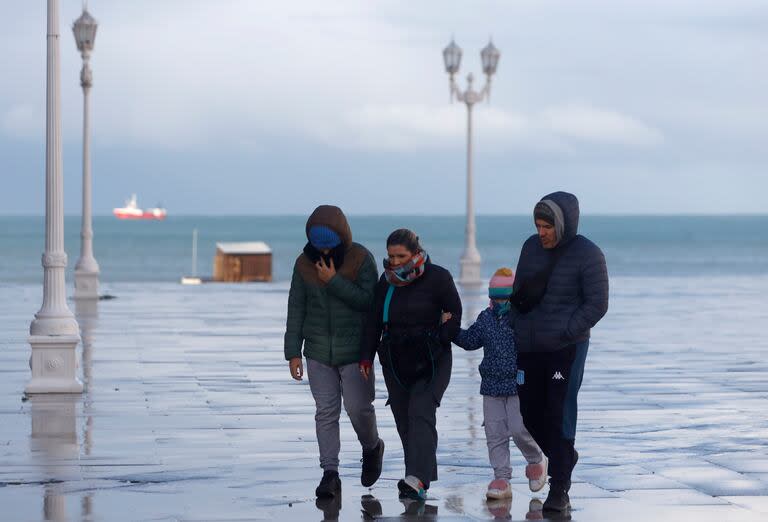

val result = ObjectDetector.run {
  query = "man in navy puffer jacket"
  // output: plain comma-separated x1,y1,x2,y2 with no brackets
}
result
512,191,609,514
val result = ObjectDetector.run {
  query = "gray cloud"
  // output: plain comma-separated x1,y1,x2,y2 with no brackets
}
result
0,0,766,214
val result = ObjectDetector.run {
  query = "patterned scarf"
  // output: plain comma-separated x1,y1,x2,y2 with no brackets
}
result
384,251,429,287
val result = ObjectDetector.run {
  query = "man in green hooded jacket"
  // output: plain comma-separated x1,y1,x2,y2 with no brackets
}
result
284,205,384,498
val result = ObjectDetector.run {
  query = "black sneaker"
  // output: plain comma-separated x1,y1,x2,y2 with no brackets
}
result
315,493,342,520
397,479,408,499
316,470,341,498
361,439,385,487
397,475,426,500
543,484,570,513
399,498,438,516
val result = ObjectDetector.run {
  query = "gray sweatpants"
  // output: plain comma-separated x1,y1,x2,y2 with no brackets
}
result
483,395,543,480
306,358,380,472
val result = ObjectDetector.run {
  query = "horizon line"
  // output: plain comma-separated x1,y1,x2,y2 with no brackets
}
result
2,212,768,218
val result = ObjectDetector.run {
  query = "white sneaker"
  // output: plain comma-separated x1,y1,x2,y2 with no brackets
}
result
486,478,512,499
526,456,548,492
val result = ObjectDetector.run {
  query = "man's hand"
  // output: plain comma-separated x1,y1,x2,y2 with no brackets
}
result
289,357,304,381
441,312,453,324
315,257,337,284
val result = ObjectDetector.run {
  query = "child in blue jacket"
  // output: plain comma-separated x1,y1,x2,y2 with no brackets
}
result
444,268,547,500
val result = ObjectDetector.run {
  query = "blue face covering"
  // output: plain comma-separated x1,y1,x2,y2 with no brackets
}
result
309,225,341,249
491,300,511,318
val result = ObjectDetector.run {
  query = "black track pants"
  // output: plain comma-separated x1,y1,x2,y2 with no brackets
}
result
516,341,589,488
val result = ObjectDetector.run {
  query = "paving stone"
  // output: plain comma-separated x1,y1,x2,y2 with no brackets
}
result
1,278,767,521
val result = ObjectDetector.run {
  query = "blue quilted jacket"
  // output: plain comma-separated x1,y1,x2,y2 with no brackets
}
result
512,191,609,353
455,307,518,396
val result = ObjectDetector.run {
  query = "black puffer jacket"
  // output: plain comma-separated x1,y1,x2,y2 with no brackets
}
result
512,192,609,353
360,261,462,363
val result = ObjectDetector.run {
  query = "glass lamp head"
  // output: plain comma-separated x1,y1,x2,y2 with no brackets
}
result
73,10,98,56
481,40,500,76
443,40,462,74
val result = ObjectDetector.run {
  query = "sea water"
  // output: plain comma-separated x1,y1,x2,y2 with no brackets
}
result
1,215,766,285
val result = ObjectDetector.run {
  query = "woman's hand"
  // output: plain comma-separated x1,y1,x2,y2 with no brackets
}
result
359,360,372,381
315,258,336,284
289,357,304,381
441,312,453,324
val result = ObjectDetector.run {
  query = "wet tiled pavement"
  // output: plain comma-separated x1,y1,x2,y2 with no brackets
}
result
1,278,767,521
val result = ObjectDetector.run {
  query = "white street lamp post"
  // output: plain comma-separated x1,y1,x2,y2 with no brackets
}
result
73,6,100,299
27,0,83,394
443,39,500,287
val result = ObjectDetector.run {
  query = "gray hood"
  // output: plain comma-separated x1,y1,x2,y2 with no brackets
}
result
538,191,580,245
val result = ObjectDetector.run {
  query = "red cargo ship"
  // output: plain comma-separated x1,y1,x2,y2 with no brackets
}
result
113,194,167,220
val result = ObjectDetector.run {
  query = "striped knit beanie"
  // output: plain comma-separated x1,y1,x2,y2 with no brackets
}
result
488,267,515,299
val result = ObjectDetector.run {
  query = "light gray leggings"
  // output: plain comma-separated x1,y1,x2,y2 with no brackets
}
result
483,395,543,480
307,358,380,472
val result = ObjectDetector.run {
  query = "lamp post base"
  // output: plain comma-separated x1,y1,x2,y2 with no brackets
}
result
74,269,99,299
459,257,483,288
26,335,83,394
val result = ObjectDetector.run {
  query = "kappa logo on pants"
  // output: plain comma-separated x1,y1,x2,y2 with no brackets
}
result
552,371,565,380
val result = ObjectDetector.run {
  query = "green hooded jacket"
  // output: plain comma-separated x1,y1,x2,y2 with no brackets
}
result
284,206,378,366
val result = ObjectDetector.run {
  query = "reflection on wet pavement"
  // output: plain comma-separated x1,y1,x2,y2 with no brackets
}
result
0,279,767,521
30,393,79,521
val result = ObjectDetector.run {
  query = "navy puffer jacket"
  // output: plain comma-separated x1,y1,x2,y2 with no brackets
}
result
454,308,519,396
512,192,609,353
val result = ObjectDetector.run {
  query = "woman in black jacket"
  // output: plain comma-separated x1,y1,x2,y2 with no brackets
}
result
359,229,462,500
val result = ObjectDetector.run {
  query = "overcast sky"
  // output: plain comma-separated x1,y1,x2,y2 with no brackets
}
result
1,0,766,215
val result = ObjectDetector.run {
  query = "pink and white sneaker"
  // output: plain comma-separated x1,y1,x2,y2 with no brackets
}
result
486,478,512,499
526,456,548,492
486,497,512,518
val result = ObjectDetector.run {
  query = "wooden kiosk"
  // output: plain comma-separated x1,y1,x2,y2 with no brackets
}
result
212,242,272,282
